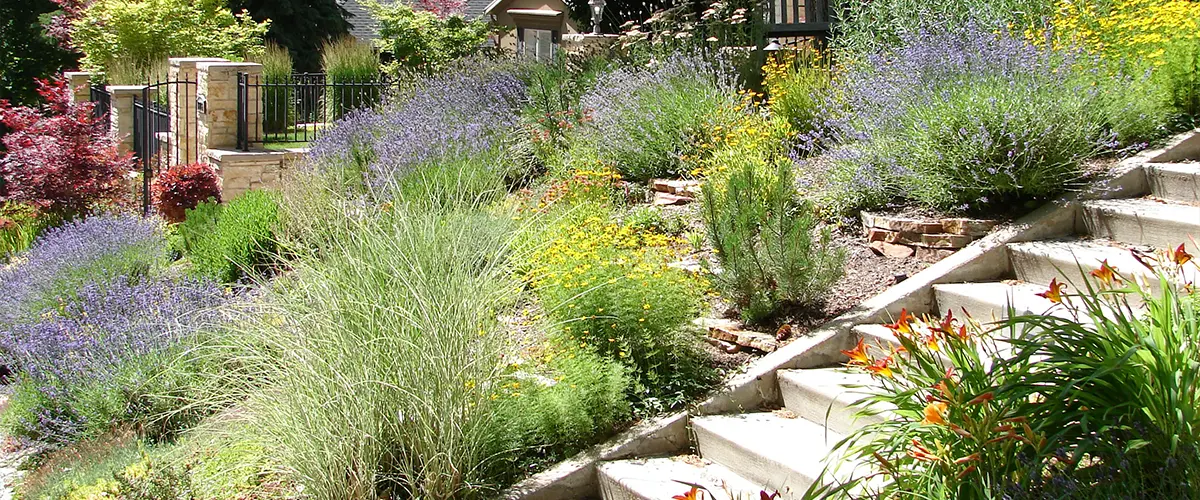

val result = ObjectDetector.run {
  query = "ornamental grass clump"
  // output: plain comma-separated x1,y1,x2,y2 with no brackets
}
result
579,54,739,181
701,156,844,324
308,68,526,200
321,37,381,119
186,209,524,499
816,22,1171,215
259,42,294,134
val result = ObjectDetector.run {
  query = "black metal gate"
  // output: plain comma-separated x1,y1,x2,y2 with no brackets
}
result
90,85,111,131
132,78,199,214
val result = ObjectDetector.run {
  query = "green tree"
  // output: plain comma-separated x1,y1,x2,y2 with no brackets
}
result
71,0,270,73
229,0,350,73
369,0,490,76
0,0,79,105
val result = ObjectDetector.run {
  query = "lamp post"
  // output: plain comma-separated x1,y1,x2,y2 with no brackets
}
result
589,0,606,34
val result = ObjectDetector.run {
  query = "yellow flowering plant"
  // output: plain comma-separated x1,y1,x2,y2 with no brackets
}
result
526,213,713,411
1045,0,1200,116
761,47,832,133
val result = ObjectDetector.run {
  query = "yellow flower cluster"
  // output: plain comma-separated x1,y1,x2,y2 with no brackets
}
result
528,215,686,291
690,99,793,178
1041,0,1200,63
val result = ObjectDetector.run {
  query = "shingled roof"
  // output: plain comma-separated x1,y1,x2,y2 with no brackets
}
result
340,0,493,40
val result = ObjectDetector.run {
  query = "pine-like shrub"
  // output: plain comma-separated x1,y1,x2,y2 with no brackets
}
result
701,156,845,324
152,163,222,223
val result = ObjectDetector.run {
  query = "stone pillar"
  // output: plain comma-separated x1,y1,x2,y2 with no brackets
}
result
168,58,227,165
107,85,153,155
196,61,263,158
64,71,98,103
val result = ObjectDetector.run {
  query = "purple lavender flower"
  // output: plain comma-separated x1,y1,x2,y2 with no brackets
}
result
0,214,167,328
309,68,527,196
579,53,739,181
0,275,224,442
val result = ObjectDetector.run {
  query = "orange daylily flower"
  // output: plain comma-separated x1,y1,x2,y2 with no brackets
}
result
922,401,949,426
956,465,978,479
841,338,871,366
673,487,702,500
1090,260,1121,287
937,310,956,335
865,356,894,378
907,438,939,462
1171,244,1193,266
924,331,941,352
1037,278,1066,304
954,453,981,465
967,392,995,405
884,308,914,336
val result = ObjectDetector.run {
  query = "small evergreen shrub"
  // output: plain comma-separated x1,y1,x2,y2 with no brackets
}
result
187,191,279,283
701,157,845,324
152,163,222,223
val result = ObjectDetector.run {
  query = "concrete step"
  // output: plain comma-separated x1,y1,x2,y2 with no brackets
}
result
852,323,900,353
1147,162,1200,204
777,368,886,436
1082,198,1200,253
692,412,843,499
933,281,1062,323
1007,239,1200,289
597,457,766,500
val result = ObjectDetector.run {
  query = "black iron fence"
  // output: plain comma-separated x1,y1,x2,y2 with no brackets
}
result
131,78,200,214
90,85,111,130
237,72,398,150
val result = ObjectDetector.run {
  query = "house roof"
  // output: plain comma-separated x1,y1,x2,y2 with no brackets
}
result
340,0,493,40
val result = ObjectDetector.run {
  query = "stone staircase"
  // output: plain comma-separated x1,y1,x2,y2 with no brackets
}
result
591,155,1200,498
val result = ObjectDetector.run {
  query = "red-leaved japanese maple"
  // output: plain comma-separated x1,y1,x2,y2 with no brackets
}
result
152,162,222,223
0,78,133,216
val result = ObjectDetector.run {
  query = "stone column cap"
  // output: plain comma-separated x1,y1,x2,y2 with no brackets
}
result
106,84,152,95
196,61,264,72
171,57,230,68
64,71,99,78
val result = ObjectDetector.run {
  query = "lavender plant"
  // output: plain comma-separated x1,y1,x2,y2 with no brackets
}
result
308,67,527,201
0,214,168,328
0,275,224,443
810,23,1169,214
579,53,739,181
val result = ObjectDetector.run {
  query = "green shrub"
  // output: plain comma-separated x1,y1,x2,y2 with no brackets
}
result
187,191,279,283
530,215,714,412
369,0,490,77
320,37,380,119
72,0,270,73
490,348,630,477
259,41,294,134
702,156,844,324
1160,36,1200,119
830,0,1054,56
622,205,686,235
0,203,56,263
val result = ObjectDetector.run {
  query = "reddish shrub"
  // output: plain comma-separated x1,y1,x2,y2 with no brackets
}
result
0,78,133,216
152,163,222,223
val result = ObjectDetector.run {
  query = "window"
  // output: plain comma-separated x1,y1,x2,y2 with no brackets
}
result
520,28,557,61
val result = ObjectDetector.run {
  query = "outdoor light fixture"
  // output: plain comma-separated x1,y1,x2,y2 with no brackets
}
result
764,38,782,51
589,0,606,34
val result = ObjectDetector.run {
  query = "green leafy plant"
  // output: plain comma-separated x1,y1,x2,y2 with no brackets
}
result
71,0,270,73
369,0,490,77
0,203,57,262
186,191,279,283
701,157,844,324
320,37,381,119
762,49,831,133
